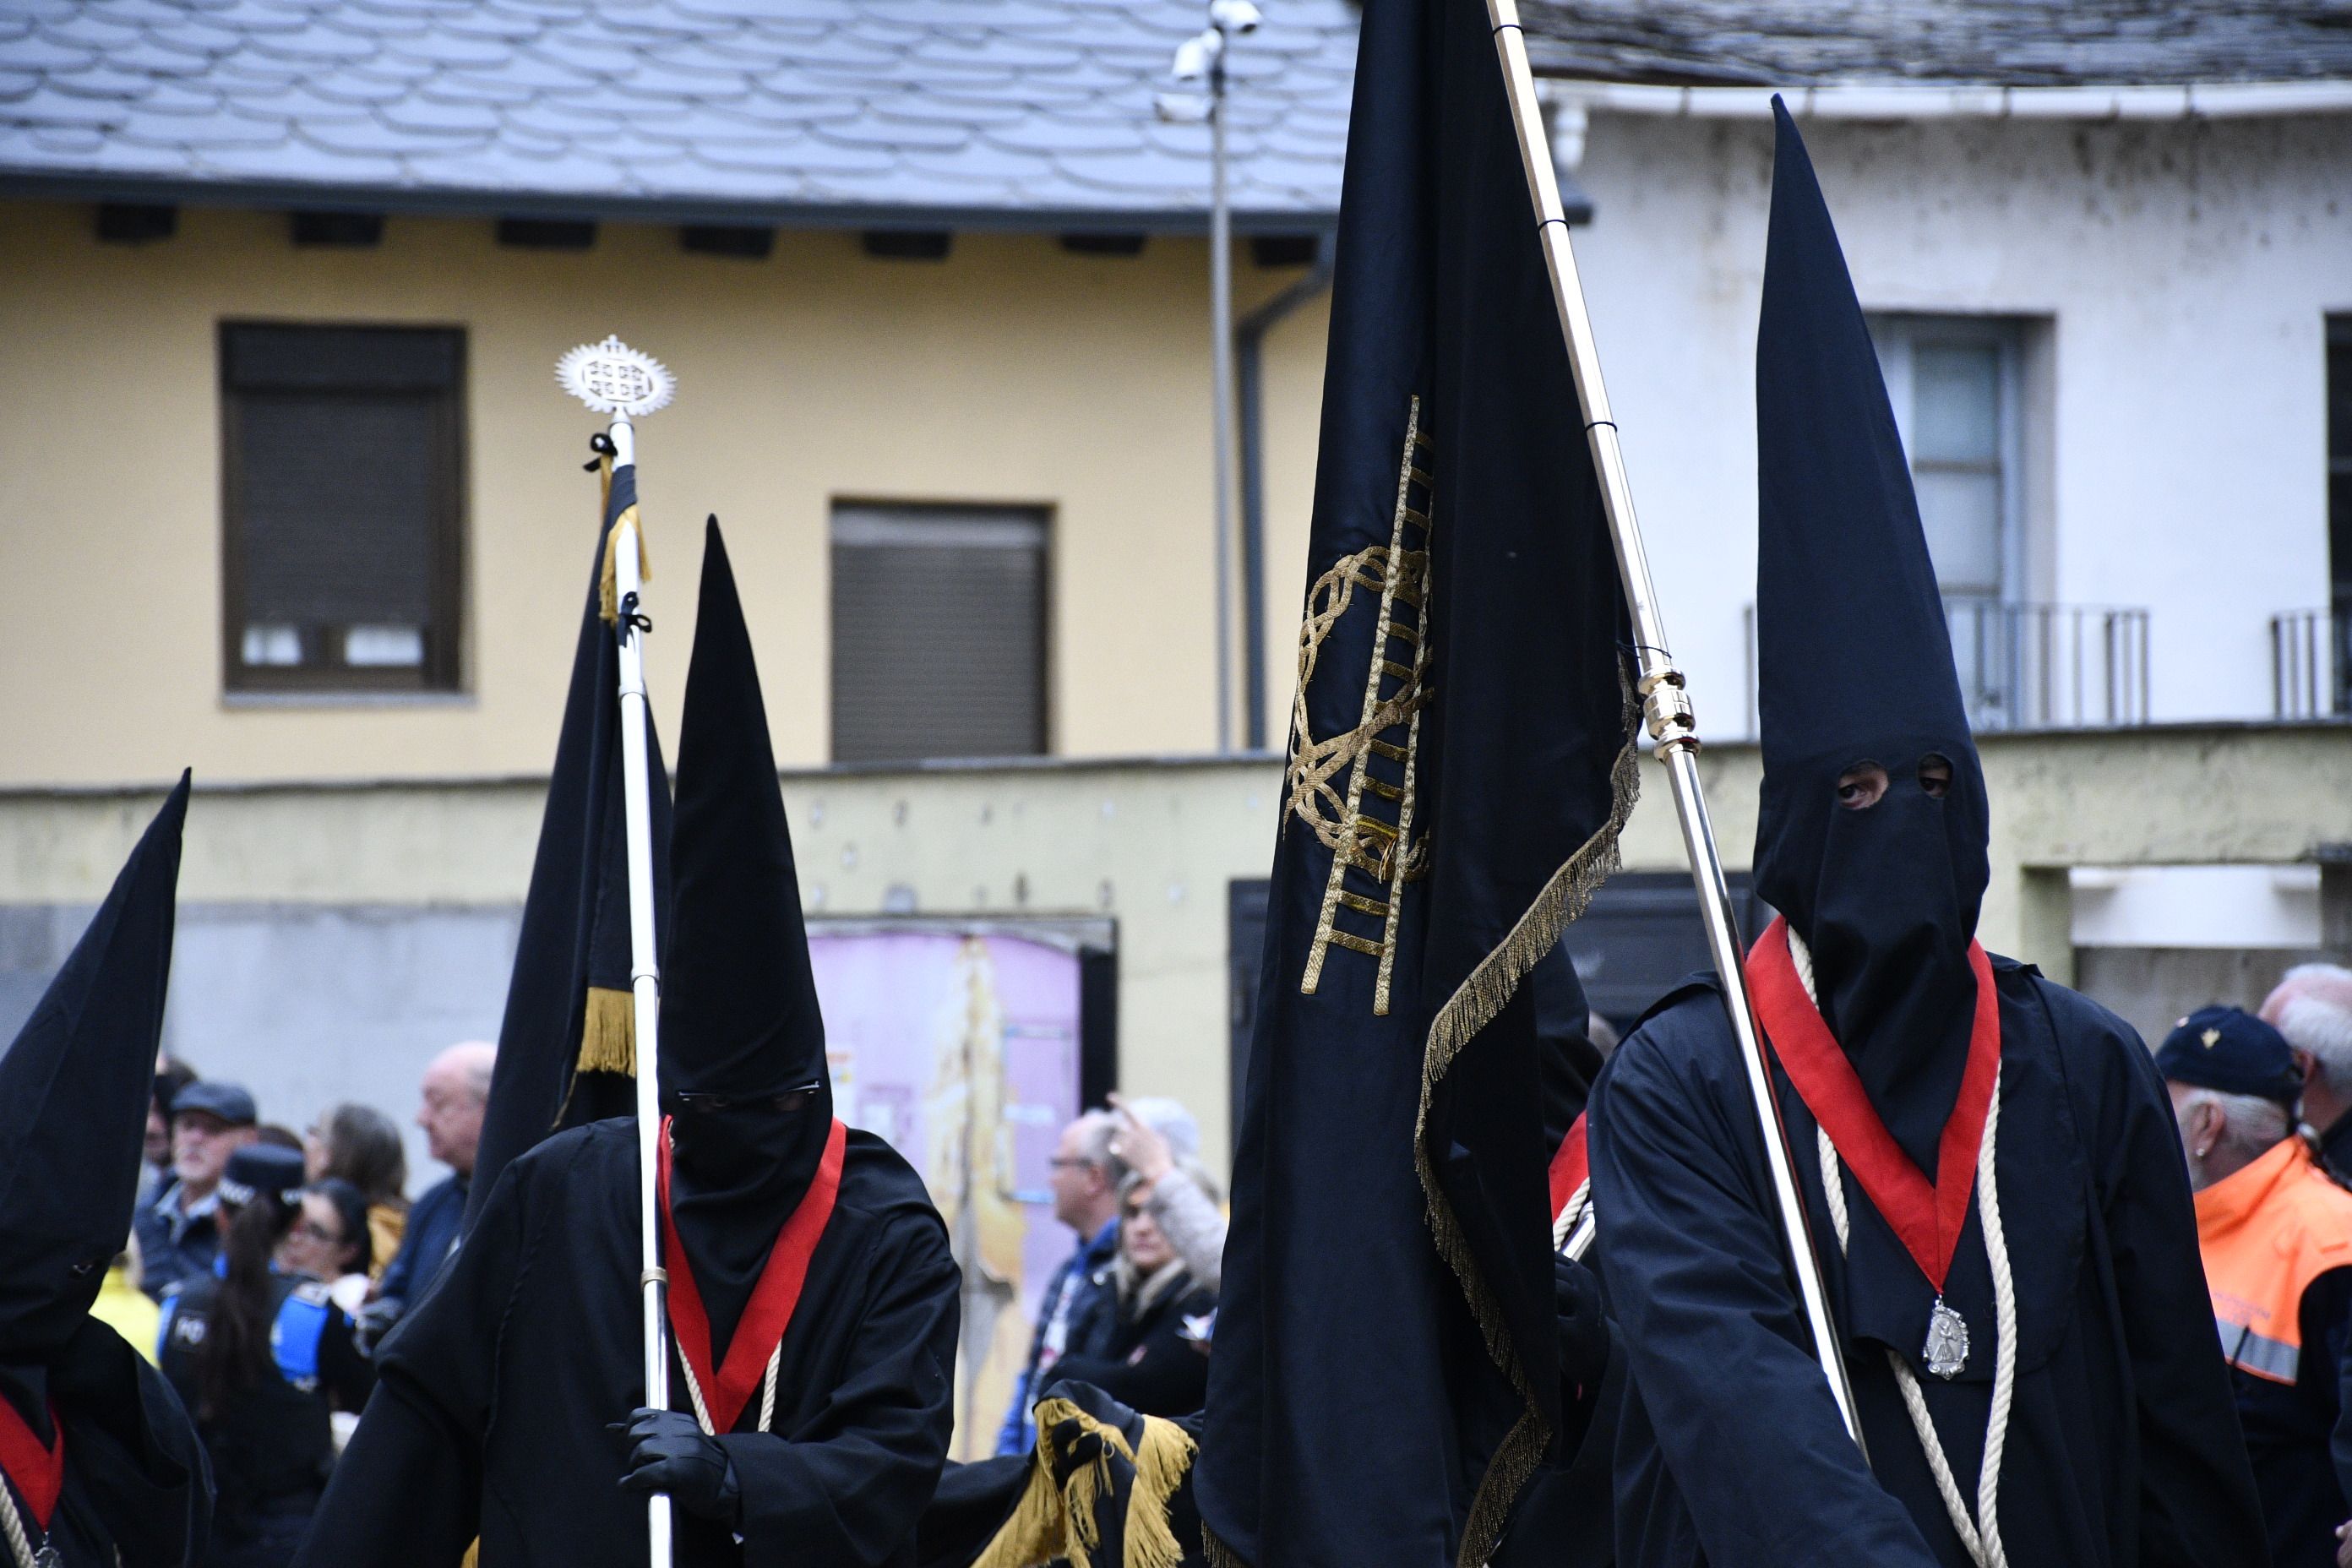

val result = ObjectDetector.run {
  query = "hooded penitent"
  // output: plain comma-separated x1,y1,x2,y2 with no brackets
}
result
660,518,833,1360
0,772,188,1359
1752,99,1991,1173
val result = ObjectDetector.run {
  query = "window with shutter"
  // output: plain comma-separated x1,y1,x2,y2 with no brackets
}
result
220,324,466,693
830,504,1049,763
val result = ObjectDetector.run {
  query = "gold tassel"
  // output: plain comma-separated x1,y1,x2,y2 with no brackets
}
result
576,986,636,1076
460,1540,480,1568
1123,1416,1200,1568
974,1395,1148,1568
971,1433,1072,1568
597,504,651,626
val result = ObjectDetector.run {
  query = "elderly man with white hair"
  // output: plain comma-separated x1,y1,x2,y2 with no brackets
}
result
369,1039,495,1326
2262,962,2352,1185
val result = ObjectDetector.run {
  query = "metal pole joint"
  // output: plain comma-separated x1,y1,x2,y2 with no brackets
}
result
1638,665,1699,749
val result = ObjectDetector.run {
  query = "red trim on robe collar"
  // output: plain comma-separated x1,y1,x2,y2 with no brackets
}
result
0,1395,63,1533
1745,917,2000,1295
657,1116,847,1434
1548,1114,1590,1222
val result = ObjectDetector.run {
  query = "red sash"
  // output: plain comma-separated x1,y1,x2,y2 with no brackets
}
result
1745,917,2000,1295
657,1116,847,1434
0,1396,63,1533
1548,1114,1590,1222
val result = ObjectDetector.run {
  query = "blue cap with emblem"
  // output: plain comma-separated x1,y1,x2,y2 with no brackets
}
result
2154,1005,2301,1109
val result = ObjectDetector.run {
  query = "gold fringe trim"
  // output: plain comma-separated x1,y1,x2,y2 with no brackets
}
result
577,985,636,1076
971,1445,1068,1568
974,1398,1200,1568
1412,660,1642,1568
1200,1521,1251,1568
597,504,651,625
1125,1414,1200,1568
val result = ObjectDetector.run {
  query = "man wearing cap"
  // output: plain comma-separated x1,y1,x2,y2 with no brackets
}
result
134,1080,260,1301
2164,1004,2352,1568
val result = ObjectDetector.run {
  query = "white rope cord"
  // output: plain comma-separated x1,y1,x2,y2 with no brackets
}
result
0,1484,38,1568
1791,930,2016,1568
676,1337,784,1438
1552,1179,1592,1250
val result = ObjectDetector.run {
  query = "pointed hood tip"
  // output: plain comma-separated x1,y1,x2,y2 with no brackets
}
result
0,770,187,1352
663,520,825,1098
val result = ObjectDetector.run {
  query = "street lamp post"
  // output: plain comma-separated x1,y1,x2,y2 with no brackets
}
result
1163,0,1261,754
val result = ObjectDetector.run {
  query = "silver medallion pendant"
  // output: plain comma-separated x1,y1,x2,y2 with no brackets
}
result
31,1544,60,1568
1924,1298,1970,1380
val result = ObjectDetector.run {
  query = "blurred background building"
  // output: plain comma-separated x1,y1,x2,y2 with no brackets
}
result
3,1,2350,1424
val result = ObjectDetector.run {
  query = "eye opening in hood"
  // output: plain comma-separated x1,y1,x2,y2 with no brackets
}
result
1835,760,1888,810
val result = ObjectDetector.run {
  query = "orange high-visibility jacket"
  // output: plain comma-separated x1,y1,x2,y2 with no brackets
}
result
2196,1136,2352,1384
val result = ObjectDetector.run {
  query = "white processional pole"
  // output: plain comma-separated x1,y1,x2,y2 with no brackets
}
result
557,335,680,1565
1480,11,1870,1454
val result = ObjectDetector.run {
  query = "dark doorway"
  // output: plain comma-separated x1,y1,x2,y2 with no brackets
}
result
1225,869,1764,1134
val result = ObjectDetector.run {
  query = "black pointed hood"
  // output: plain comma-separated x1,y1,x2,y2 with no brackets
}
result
660,518,825,1101
466,458,672,1232
1753,101,1990,1172
0,773,188,1356
660,520,831,1361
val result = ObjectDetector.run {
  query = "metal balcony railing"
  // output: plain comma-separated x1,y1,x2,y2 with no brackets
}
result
2271,608,2351,720
1743,597,2153,737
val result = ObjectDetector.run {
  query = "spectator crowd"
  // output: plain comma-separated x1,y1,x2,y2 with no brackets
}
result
66,956,2352,1568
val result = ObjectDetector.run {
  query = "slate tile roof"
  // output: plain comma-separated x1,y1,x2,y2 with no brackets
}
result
0,0,1359,227
1521,0,2352,90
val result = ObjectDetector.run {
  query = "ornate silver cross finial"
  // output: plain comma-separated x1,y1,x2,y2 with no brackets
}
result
555,335,675,417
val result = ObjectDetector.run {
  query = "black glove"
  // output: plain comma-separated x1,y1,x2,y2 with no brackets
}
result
612,1408,741,1524
1554,1254,1611,1393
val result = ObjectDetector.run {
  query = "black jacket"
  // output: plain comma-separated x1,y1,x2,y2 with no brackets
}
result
1052,1266,1215,1419
158,1270,372,1541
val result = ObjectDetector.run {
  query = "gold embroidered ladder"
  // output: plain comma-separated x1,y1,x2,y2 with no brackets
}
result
1288,395,1437,1015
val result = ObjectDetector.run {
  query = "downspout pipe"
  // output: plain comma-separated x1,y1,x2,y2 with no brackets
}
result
1236,230,1337,752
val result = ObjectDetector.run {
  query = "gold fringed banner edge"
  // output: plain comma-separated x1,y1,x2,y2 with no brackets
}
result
1200,1522,1250,1568
597,504,651,626
974,1395,1119,1568
576,984,636,1076
1412,659,1643,1568
1124,1415,1200,1568
970,1448,1070,1568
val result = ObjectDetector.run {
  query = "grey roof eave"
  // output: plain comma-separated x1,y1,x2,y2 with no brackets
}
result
0,168,1337,237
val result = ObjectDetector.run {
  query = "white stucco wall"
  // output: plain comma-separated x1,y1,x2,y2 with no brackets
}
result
1560,109,2352,728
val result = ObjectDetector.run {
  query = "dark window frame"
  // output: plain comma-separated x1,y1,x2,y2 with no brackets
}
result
219,320,469,696
826,498,1055,764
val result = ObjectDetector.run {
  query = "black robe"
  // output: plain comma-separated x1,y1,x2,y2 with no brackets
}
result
296,1119,959,1568
1588,958,2264,1568
2,1319,212,1567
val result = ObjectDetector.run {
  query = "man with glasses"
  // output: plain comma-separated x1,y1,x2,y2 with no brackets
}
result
995,1110,1129,1455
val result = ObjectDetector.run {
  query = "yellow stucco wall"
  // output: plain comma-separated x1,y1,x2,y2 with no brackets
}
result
0,200,1330,787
